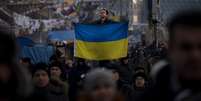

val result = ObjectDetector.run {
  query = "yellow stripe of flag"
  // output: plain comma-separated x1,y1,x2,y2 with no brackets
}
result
75,38,128,60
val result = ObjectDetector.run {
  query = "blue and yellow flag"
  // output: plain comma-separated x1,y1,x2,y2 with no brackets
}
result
75,22,128,60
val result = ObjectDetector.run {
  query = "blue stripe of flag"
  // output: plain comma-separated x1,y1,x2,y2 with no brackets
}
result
75,22,128,42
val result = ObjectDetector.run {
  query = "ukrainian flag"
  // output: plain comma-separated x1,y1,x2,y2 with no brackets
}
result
75,22,128,60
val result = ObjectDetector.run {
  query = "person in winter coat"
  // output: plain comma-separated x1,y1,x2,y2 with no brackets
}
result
32,63,68,101
138,10,201,101
68,58,91,101
49,61,69,101
125,73,148,101
0,25,32,101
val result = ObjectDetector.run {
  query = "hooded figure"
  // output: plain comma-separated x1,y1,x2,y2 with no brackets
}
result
78,68,125,101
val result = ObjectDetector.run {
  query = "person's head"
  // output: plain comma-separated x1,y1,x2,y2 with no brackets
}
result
20,57,31,66
168,10,201,81
134,67,145,74
104,63,121,81
84,68,117,101
133,73,146,88
66,59,73,68
111,70,120,81
76,58,85,66
159,42,167,48
0,64,19,97
32,63,49,88
120,57,129,65
49,62,62,77
49,62,66,80
55,49,62,57
99,9,109,20
148,57,160,67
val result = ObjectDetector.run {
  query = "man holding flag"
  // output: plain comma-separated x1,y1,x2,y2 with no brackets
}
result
74,9,128,64
94,8,114,24
72,9,129,101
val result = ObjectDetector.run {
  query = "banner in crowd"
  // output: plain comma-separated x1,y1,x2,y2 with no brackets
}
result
17,37,35,48
75,22,128,60
48,30,74,41
21,46,54,64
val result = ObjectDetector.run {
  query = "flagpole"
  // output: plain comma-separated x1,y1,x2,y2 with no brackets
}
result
148,0,160,48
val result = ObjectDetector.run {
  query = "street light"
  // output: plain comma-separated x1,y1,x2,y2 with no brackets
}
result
133,0,143,4
133,0,137,4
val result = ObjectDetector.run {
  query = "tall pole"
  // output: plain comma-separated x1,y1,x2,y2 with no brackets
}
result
147,0,155,46
155,0,160,47
120,0,122,16
147,0,160,48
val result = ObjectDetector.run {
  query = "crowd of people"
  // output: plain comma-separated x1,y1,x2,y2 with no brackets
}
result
2,8,201,101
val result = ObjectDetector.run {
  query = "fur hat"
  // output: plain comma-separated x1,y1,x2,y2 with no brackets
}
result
84,68,116,92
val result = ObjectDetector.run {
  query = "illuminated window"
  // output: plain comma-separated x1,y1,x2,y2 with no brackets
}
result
133,15,138,23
